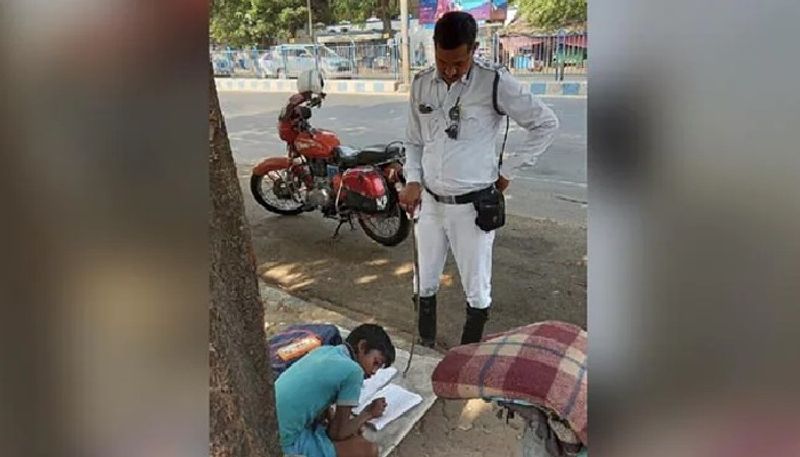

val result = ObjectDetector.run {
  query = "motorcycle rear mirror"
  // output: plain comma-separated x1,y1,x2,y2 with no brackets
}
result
297,69,324,94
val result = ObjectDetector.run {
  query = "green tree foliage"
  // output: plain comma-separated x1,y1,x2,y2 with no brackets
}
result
211,0,398,46
329,0,397,34
514,0,587,31
211,0,330,46
330,0,376,23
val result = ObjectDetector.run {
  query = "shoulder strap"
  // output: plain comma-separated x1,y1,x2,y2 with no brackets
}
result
492,70,505,116
493,69,510,169
499,117,509,168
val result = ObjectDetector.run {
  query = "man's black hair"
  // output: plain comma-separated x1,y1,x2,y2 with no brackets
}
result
433,11,478,50
346,324,396,368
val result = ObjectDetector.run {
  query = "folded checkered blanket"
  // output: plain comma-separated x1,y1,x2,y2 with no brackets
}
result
431,321,587,445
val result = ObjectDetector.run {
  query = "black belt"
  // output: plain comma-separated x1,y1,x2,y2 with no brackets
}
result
424,186,493,205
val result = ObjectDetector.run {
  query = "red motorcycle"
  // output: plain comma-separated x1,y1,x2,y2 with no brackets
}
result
250,89,410,246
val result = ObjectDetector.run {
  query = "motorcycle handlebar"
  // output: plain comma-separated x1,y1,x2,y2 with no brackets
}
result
308,93,325,108
287,92,327,132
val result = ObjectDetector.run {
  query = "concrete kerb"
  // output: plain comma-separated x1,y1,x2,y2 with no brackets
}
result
216,78,401,95
259,281,442,457
215,78,587,97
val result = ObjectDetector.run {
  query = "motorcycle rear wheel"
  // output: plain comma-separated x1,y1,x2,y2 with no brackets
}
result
250,173,304,215
357,202,410,247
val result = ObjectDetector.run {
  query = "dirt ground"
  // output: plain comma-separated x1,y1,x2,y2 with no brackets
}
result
245,197,586,350
246,177,586,456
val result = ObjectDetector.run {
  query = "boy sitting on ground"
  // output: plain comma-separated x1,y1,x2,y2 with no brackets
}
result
276,324,396,457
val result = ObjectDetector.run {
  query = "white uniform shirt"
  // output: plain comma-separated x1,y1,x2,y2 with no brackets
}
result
404,59,559,196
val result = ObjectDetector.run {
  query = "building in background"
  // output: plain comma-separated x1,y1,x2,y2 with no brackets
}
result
498,18,587,74
419,0,508,24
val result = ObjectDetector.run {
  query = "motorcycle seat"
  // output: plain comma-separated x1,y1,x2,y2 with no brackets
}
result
337,143,403,168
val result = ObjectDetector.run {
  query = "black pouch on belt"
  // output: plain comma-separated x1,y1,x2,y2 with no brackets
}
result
473,187,505,232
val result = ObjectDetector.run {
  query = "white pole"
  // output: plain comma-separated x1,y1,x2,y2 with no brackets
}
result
400,0,411,89
307,0,314,42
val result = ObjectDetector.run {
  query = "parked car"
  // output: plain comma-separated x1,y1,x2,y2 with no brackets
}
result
260,44,354,79
212,53,234,76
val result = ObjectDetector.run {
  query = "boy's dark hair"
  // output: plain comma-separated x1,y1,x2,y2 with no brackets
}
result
433,11,478,50
346,324,396,368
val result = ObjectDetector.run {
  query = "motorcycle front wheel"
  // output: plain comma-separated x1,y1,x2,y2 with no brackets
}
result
357,202,410,247
250,172,304,215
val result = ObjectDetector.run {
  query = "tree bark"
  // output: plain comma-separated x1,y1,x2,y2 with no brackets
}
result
381,0,392,36
208,62,282,457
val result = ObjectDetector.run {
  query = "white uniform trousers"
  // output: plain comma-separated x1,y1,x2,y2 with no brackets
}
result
414,191,496,309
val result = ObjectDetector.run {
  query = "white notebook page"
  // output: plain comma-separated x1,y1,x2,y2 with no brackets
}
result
357,366,397,407
354,383,423,431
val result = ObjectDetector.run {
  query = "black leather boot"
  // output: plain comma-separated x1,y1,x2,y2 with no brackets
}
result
460,305,489,345
415,295,437,348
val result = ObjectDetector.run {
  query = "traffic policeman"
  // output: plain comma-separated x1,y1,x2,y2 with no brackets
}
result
399,12,559,347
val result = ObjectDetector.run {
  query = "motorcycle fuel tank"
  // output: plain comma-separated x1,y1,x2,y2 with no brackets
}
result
294,129,341,159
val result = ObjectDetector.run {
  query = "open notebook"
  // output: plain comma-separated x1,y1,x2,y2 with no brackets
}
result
354,382,423,431
358,367,397,407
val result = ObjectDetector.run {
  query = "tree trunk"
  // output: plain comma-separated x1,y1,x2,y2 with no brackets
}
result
381,0,392,36
208,62,282,457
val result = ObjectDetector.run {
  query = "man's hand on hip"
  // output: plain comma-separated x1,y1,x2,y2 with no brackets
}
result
495,176,510,193
399,182,422,212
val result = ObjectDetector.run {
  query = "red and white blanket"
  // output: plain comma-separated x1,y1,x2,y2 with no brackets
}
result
431,321,588,446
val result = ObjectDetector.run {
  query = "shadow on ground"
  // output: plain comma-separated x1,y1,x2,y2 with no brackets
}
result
244,178,587,350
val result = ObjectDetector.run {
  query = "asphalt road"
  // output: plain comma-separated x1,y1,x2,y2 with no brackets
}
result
220,91,586,226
